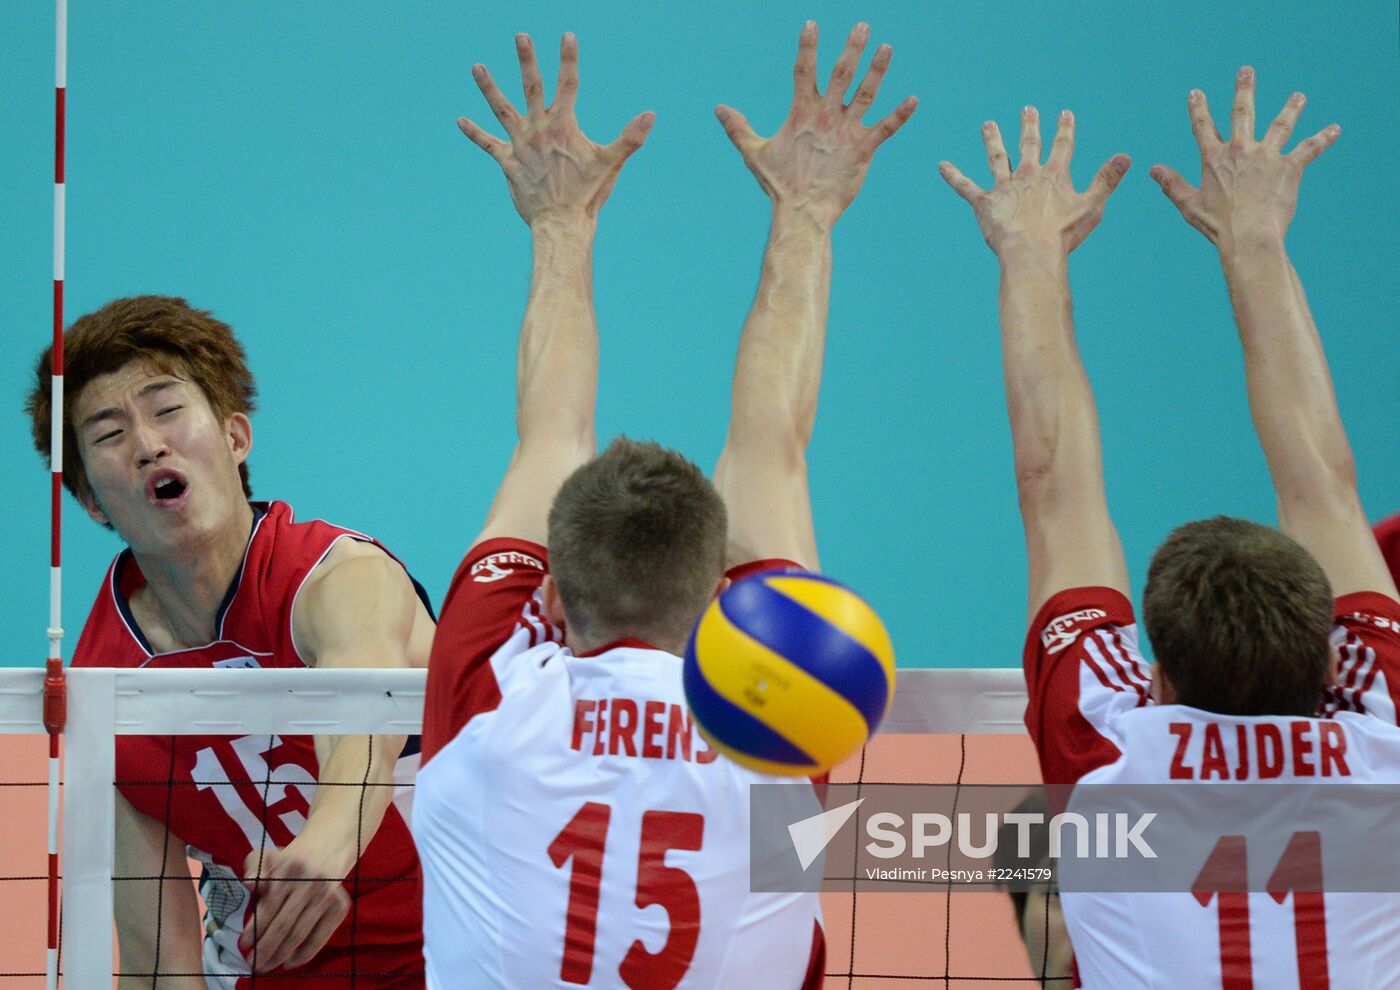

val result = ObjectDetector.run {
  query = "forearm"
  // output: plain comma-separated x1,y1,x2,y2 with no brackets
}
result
1222,240,1358,514
118,962,205,990
118,970,205,990
299,732,404,874
998,248,1106,509
116,887,206,990
725,207,832,452
115,794,205,989
516,216,599,448
998,246,1126,612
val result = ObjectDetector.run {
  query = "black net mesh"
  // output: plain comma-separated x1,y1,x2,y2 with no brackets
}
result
113,734,423,988
820,733,1070,989
0,730,1070,987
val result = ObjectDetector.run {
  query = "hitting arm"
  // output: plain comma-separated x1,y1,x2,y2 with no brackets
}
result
462,33,653,547
712,21,915,570
1152,68,1395,599
236,538,431,974
941,108,1132,619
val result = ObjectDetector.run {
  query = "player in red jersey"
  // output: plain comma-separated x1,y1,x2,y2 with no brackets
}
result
1374,512,1400,587
414,26,914,990
26,296,433,988
942,70,1400,986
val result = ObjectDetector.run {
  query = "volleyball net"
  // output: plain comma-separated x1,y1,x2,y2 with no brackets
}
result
0,666,1064,989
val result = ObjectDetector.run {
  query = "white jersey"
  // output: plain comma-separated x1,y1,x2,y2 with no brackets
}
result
415,538,823,990
1025,587,1400,989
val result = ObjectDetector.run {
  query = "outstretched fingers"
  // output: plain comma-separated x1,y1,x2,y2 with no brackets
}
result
1262,91,1305,150
1085,154,1132,204
515,34,545,115
605,110,656,166
792,20,818,103
867,95,916,147
1019,106,1042,169
1288,123,1341,167
554,32,580,113
1229,66,1256,145
824,22,870,103
1047,110,1076,170
457,117,508,162
848,43,891,118
1149,164,1195,210
938,160,984,204
715,105,760,153
1188,89,1222,151
982,120,1011,181
472,63,522,138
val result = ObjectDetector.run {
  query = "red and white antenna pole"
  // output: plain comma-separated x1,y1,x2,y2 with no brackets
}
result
44,1,68,988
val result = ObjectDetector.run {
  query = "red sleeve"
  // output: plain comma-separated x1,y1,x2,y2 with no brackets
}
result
726,558,804,582
421,538,555,765
1374,514,1400,589
1023,587,1151,786
1327,591,1400,725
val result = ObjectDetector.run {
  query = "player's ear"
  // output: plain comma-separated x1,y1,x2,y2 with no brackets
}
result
1150,664,1178,704
226,412,253,465
78,487,110,528
1327,642,1341,687
542,575,568,629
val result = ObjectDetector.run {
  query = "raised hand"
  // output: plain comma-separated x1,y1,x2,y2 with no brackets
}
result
458,33,654,227
940,108,1131,257
1150,67,1339,250
715,21,917,229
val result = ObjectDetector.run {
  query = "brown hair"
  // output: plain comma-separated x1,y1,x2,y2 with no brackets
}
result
1143,517,1333,717
26,295,257,506
548,437,727,646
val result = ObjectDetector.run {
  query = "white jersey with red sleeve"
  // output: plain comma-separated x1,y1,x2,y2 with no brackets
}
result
1024,586,1400,989
71,500,426,990
415,538,824,990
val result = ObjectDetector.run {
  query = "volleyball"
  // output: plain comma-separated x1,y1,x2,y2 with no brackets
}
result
683,571,896,776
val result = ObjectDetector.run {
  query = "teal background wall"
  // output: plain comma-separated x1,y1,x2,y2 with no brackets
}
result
2,2,1396,669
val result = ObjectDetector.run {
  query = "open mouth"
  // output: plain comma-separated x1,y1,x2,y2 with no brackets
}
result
147,470,190,506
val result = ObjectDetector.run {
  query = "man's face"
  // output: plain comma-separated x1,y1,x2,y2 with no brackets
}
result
72,359,251,556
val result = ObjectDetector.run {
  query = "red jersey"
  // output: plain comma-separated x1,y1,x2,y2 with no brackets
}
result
72,501,425,989
1375,513,1400,589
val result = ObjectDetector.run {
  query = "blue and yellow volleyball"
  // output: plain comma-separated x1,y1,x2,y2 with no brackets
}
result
683,571,895,776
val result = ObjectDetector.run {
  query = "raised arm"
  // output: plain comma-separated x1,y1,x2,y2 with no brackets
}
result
712,21,915,570
1151,68,1395,599
940,109,1131,619
462,33,653,547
